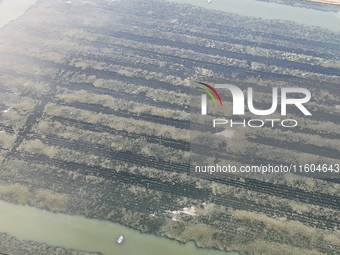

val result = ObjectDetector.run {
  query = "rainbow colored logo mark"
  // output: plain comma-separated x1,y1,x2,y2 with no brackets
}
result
197,82,223,106
197,82,222,115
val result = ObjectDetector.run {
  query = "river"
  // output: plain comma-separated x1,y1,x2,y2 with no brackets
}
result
0,200,240,255
166,0,340,32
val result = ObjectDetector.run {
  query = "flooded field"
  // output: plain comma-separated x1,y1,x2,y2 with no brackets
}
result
0,0,339,255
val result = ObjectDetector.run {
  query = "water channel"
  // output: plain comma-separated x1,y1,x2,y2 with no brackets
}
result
0,200,240,255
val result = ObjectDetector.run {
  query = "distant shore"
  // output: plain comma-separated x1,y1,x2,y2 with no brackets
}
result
303,0,340,5
254,0,340,12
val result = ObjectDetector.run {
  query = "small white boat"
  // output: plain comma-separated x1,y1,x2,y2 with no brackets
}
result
116,236,125,244
207,0,212,3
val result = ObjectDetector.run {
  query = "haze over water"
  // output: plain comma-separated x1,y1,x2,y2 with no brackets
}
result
0,0,38,28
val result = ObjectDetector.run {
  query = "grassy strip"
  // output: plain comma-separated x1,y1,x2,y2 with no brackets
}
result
43,103,189,140
0,232,101,255
56,88,189,121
